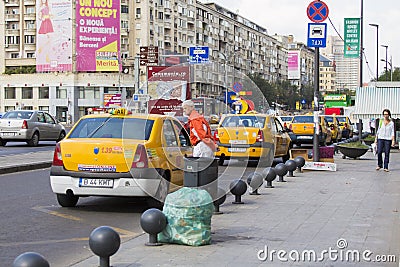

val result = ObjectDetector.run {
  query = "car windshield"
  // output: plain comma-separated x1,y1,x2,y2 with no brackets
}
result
2,111,33,120
221,116,265,128
280,116,293,122
292,116,313,123
68,117,154,140
336,117,346,123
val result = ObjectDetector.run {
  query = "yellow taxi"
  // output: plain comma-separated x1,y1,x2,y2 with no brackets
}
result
321,115,342,142
50,108,192,207
289,115,332,146
336,116,354,139
214,114,292,166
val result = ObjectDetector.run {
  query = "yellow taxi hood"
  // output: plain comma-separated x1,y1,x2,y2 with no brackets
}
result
217,127,261,145
59,139,143,172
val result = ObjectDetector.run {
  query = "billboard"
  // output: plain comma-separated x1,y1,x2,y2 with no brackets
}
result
344,18,360,58
36,0,72,72
103,93,121,107
147,66,191,101
288,51,300,80
76,0,120,71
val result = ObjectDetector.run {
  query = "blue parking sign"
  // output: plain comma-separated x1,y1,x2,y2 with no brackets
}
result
307,23,327,48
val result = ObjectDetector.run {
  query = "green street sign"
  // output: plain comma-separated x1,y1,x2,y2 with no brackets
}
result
344,18,360,58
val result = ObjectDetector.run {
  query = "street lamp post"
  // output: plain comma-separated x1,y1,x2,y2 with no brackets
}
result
369,23,379,81
381,45,388,80
381,58,393,81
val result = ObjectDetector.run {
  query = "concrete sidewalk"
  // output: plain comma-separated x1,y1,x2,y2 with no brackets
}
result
0,150,53,174
71,150,400,267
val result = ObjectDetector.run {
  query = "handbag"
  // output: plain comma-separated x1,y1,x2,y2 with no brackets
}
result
371,142,377,156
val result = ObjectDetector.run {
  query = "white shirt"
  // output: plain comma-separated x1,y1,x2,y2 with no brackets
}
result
377,120,394,140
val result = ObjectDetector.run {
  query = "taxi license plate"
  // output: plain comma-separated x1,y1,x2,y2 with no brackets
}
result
79,178,114,188
228,147,247,152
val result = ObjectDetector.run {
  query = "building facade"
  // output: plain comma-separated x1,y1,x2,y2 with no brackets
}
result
1,0,290,122
319,54,336,93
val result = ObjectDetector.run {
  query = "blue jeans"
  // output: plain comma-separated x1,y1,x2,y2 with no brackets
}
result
377,139,391,169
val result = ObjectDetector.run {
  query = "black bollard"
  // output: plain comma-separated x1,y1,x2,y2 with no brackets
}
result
263,167,277,188
140,208,167,246
89,226,121,267
294,156,306,173
246,172,264,195
229,179,247,204
285,159,297,177
275,163,288,182
213,187,227,215
13,252,49,267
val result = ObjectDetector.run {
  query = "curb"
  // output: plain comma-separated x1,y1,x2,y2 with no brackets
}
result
0,162,52,175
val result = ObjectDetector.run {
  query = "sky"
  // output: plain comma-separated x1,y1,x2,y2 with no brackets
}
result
200,0,399,83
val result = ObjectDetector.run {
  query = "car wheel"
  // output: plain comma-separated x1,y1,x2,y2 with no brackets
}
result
57,131,66,142
0,140,7,146
27,132,39,147
56,193,79,207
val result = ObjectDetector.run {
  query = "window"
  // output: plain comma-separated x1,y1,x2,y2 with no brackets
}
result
39,87,49,99
121,20,128,29
44,113,55,124
163,120,177,147
26,21,35,29
5,87,16,99
26,7,35,14
136,38,141,45
11,53,20,58
56,87,67,99
22,87,33,99
39,106,49,112
25,35,35,44
121,5,128,13
136,8,141,15
79,87,100,99
27,53,35,58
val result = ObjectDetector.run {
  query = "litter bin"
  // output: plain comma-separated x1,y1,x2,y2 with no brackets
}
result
184,157,218,199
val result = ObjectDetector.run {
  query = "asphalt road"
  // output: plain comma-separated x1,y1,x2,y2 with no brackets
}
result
0,168,151,267
0,141,57,156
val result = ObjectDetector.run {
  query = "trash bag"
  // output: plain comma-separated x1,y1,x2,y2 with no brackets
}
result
158,187,214,246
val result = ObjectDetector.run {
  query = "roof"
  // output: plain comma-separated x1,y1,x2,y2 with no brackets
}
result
353,87,400,119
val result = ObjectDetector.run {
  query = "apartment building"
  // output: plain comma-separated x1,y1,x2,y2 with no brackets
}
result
319,54,336,93
0,0,288,122
320,35,360,91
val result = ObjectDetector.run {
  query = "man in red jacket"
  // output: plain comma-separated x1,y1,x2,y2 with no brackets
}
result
182,100,216,158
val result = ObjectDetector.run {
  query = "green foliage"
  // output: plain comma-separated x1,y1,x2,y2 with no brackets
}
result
377,67,400,81
339,142,369,149
3,66,36,75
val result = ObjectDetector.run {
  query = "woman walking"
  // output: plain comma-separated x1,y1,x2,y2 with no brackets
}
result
375,109,395,172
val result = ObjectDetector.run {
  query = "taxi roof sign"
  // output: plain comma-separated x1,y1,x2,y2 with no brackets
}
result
110,108,129,115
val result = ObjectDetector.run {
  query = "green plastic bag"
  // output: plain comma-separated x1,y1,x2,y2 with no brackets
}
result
158,187,214,246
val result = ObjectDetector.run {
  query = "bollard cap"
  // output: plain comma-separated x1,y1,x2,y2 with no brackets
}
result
140,208,167,235
13,252,49,267
89,226,121,258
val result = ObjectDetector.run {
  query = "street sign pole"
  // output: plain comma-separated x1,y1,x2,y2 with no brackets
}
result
313,47,320,162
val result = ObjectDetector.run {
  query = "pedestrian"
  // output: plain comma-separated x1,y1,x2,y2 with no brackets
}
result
375,109,395,172
182,100,216,158
370,118,376,135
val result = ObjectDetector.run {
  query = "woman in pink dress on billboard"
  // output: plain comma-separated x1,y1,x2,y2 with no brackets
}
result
38,0,54,34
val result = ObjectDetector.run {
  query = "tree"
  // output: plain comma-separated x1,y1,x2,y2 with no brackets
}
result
377,67,400,81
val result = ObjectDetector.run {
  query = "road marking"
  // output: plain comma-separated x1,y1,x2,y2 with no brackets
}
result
31,206,140,237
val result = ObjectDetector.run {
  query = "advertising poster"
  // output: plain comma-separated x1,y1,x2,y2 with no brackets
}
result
288,51,300,80
147,66,190,100
36,0,72,72
344,18,360,58
76,0,120,71
103,93,121,107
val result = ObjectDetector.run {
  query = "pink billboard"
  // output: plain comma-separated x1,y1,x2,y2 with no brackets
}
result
288,51,300,80
36,0,72,72
76,0,120,72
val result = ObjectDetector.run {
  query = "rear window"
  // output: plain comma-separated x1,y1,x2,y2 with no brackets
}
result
280,116,293,122
292,116,313,123
2,111,33,120
324,117,334,123
68,117,154,140
337,117,346,123
221,116,265,128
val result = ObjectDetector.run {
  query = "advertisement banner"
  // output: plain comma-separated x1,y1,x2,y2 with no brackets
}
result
103,93,121,107
36,0,72,72
76,0,120,71
147,66,190,100
344,18,360,58
288,51,300,80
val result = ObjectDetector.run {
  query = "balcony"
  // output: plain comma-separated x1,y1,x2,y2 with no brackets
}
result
5,0,19,6
23,13,36,21
5,14,20,21
24,0,36,5
5,29,20,35
4,43,20,52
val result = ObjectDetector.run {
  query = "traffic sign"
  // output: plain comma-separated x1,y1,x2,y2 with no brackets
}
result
307,0,329,23
307,23,327,48
189,46,209,64
140,46,159,66
232,82,243,92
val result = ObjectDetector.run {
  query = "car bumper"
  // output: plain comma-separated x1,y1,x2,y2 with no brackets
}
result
0,129,31,140
50,166,162,197
215,141,274,158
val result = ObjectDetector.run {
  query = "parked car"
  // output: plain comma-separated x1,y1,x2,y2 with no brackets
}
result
277,115,294,130
0,110,66,146
289,115,332,146
0,112,5,119
50,108,193,207
321,115,342,142
214,114,291,166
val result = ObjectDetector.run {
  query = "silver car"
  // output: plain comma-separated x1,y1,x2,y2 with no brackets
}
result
0,110,66,146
